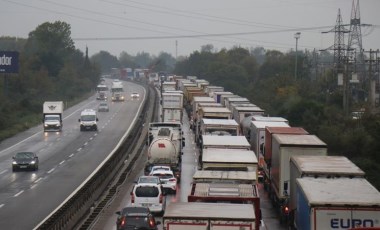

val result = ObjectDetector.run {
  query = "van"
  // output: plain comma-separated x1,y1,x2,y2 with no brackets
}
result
131,184,166,216
78,109,98,131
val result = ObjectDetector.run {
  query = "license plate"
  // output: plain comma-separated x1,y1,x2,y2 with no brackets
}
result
20,166,27,168
142,203,151,207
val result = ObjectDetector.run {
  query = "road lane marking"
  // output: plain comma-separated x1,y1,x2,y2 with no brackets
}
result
89,137,93,141
0,170,6,175
0,204,4,208
59,160,65,165
69,154,74,158
30,184,38,189
14,190,24,197
47,168,55,174
35,178,43,183
84,142,88,146
77,148,82,152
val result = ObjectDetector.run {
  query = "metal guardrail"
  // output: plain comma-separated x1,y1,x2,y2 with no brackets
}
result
34,83,157,230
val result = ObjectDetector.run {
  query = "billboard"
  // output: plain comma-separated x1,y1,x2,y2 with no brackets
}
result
0,51,19,73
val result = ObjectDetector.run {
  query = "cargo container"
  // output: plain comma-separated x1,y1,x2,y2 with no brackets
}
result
213,91,233,103
295,178,380,230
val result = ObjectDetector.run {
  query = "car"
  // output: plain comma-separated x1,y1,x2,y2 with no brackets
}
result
136,176,161,185
150,170,177,194
98,102,109,112
131,92,140,98
130,183,166,216
149,165,171,175
115,206,161,230
12,152,39,171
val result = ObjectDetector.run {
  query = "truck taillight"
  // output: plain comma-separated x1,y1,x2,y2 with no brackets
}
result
131,194,135,203
148,217,155,227
159,194,163,203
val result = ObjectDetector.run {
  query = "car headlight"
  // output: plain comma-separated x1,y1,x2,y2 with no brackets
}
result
30,161,36,164
44,124,48,127
12,161,17,165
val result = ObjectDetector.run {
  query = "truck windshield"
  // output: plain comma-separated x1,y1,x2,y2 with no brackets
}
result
45,116,60,121
81,115,96,121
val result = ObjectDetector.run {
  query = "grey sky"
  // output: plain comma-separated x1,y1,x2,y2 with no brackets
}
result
1,0,379,58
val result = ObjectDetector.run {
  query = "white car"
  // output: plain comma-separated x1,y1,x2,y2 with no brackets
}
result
131,92,140,98
150,170,177,194
131,183,166,215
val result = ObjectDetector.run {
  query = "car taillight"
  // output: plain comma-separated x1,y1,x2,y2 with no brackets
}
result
169,178,176,182
148,217,155,228
283,206,289,215
131,194,135,203
120,216,126,227
159,194,163,204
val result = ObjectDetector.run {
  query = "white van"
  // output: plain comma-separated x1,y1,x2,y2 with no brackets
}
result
78,109,98,131
131,183,166,216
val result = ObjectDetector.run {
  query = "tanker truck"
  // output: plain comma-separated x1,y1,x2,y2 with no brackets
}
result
145,122,185,181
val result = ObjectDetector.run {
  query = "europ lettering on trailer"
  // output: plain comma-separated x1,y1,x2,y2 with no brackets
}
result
0,51,19,73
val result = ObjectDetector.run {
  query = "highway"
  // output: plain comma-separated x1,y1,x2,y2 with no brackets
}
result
91,103,286,230
0,80,145,230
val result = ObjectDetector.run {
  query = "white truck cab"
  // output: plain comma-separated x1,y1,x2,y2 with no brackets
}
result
78,109,98,131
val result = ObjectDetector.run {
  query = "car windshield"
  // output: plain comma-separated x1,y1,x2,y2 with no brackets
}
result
152,173,173,180
100,103,108,106
135,186,159,197
15,152,34,159
138,177,159,184
81,115,96,121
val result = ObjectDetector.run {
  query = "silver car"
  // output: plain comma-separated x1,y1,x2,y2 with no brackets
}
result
98,102,109,112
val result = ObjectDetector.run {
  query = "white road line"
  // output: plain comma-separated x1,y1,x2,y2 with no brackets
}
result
77,148,82,152
69,153,74,158
94,133,97,137
35,178,43,183
47,168,55,174
59,160,65,165
89,137,93,141
84,142,88,146
0,204,4,208
0,170,6,175
14,190,24,197
30,184,38,189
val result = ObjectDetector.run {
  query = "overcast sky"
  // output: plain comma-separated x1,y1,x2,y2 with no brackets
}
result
1,0,379,58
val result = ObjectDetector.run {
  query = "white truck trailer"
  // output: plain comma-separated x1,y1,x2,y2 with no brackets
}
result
161,92,183,123
240,116,288,138
213,91,233,103
192,170,257,184
288,155,366,227
270,134,327,222
295,178,380,230
249,121,290,171
163,202,257,230
201,148,258,172
43,101,64,132
232,106,265,124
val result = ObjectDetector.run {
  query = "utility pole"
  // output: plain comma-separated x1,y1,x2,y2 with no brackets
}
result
294,32,301,80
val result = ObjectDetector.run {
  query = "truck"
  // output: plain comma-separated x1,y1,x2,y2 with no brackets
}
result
161,92,183,123
111,81,124,101
213,91,233,103
224,97,250,111
145,122,185,180
197,118,240,146
43,101,64,132
187,182,261,230
270,134,327,222
289,155,366,227
163,202,257,230
78,109,98,131
295,178,380,230
240,116,288,138
232,106,265,124
204,86,224,97
201,148,258,172
263,127,309,192
161,81,177,92
220,94,240,107
249,121,290,172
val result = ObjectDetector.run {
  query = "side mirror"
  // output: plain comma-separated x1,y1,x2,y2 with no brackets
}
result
12,156,15,159
78,119,81,122
156,221,162,225
96,118,99,121
115,211,121,215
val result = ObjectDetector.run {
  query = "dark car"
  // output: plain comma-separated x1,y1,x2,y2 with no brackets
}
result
115,206,161,230
12,152,39,171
